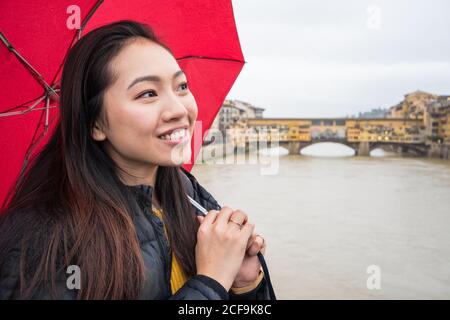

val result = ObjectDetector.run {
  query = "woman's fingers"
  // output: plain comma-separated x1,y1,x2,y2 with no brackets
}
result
197,215,205,224
260,244,266,255
246,232,256,250
195,207,257,291
230,209,248,225
215,206,235,228
247,234,266,256
198,206,261,254
198,210,219,228
239,220,255,241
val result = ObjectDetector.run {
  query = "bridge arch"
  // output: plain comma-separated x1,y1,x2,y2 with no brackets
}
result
278,140,359,156
299,141,356,157
276,140,426,157
368,142,428,156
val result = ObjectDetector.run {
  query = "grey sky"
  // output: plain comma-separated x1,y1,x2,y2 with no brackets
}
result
227,0,450,118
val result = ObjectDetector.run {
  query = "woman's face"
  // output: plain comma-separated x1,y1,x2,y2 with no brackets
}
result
93,38,197,175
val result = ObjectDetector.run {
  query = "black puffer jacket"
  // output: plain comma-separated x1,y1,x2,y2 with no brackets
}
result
0,168,272,300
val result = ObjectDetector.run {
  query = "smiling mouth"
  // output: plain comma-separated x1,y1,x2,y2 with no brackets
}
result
158,128,189,143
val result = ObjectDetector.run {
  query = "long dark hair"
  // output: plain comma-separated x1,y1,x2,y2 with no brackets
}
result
0,20,199,299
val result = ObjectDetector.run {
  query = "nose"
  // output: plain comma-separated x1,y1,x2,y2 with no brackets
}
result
160,92,189,122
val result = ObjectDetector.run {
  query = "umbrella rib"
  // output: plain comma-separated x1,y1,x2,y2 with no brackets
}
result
2,105,60,115
176,55,246,64
44,96,50,128
0,94,47,114
0,32,57,96
0,0,102,121
17,96,56,182
25,105,59,112
51,0,104,85
0,95,47,118
77,0,104,40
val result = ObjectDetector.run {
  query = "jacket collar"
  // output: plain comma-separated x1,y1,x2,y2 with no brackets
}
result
126,184,154,210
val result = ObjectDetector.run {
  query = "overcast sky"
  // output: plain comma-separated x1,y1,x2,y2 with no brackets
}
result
227,0,450,118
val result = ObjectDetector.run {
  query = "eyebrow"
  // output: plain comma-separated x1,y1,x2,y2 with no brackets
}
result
127,70,185,90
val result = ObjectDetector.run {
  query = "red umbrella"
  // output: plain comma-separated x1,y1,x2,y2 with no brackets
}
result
0,0,245,206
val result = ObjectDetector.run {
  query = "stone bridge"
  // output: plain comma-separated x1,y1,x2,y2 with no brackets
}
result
229,117,436,156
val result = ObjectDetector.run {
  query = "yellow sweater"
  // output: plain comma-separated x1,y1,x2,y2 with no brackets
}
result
151,207,263,295
151,207,188,294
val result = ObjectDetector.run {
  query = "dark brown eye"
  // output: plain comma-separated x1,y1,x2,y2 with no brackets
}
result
138,90,157,99
178,82,189,91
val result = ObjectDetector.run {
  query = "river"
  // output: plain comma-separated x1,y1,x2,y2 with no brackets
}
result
191,143,450,299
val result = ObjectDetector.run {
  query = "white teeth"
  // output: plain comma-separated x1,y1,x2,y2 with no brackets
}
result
160,128,187,141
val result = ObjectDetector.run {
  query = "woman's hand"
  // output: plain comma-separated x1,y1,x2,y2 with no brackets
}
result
195,207,254,291
232,230,266,289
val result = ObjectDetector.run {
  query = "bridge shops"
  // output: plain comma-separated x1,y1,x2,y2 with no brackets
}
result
226,117,450,158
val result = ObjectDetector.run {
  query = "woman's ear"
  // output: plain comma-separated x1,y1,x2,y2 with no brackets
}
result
92,121,107,141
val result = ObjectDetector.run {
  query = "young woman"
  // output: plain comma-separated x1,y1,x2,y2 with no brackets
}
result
0,20,270,300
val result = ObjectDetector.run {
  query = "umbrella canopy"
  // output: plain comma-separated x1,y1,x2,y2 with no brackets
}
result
0,0,245,206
